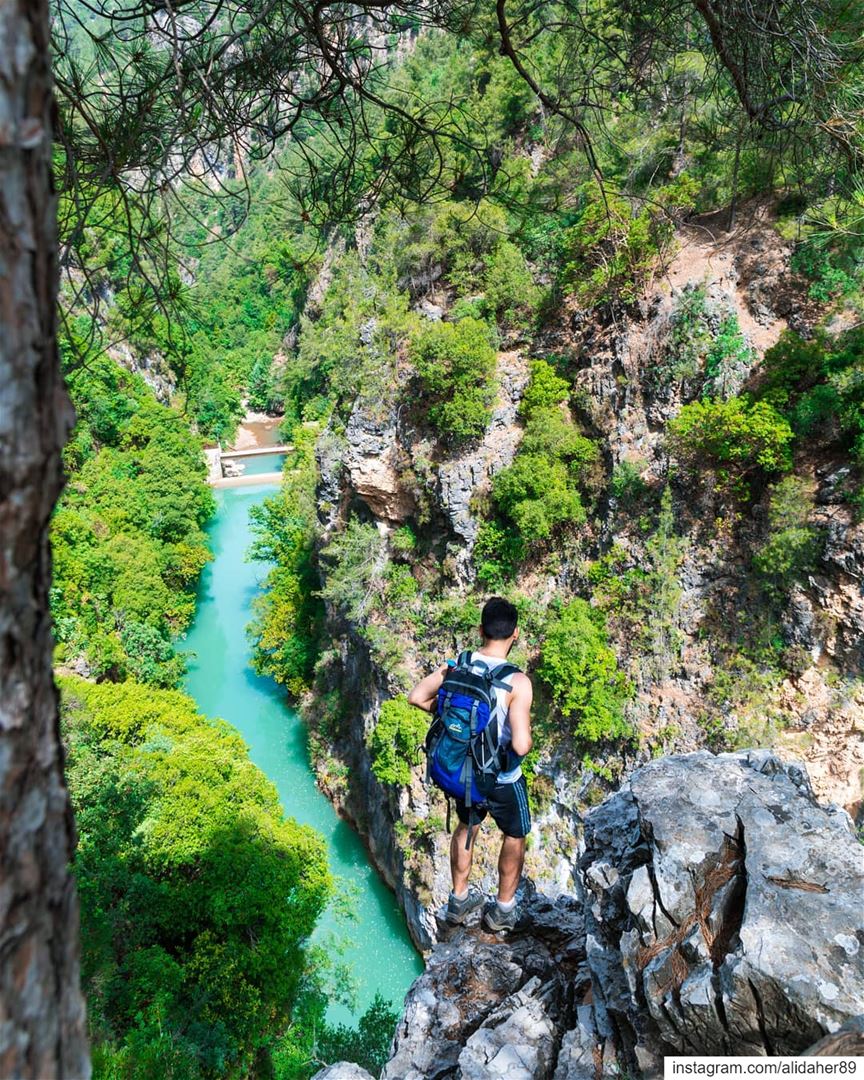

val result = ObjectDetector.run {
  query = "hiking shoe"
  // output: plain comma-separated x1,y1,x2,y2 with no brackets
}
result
446,885,485,925
482,898,520,932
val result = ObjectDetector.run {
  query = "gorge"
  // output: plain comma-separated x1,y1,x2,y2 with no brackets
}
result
33,6,864,1077
181,470,423,1025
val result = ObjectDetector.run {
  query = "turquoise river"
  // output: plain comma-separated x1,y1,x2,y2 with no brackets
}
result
182,473,423,1025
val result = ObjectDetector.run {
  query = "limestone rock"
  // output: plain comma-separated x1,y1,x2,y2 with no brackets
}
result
383,893,587,1080
341,402,415,524
579,750,864,1067
436,351,529,574
311,1064,375,1080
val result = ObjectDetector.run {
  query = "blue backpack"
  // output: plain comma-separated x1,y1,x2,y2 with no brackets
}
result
424,650,520,822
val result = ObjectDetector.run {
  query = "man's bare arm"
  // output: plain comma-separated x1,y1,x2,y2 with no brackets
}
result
507,673,533,757
407,664,449,712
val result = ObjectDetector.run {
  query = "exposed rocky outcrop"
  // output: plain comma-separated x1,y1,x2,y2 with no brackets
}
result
435,350,530,574
382,892,587,1080
314,1065,377,1080
313,750,863,1080
578,749,864,1069
342,404,417,524
107,341,176,404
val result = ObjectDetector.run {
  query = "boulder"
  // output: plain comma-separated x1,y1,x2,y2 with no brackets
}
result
578,749,864,1067
383,893,587,1080
311,1064,375,1080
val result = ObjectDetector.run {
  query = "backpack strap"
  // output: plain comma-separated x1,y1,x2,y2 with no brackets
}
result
487,661,520,690
456,649,472,667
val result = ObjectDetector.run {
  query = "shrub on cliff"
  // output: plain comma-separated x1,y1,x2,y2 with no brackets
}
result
482,240,538,329
753,476,823,599
536,600,633,744
410,316,498,442
558,176,697,307
61,677,331,1079
666,396,794,498
491,407,599,544
493,453,586,542
519,358,570,416
368,696,428,786
760,329,864,480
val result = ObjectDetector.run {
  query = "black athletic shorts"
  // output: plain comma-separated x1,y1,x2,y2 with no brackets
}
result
454,774,531,838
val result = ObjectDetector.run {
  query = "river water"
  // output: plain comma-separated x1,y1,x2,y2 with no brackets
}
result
182,472,422,1025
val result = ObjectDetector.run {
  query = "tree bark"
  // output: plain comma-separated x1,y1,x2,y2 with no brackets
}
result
0,0,90,1076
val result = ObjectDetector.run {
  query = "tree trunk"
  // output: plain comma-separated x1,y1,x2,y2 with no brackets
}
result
0,0,90,1076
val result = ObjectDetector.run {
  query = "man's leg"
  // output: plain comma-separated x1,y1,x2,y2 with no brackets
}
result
497,834,525,904
450,822,480,895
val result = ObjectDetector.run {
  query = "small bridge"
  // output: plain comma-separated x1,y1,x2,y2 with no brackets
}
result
204,444,293,485
221,445,293,461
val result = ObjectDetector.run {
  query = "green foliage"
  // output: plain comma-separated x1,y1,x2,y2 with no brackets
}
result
492,406,598,544
314,995,399,1076
519,359,570,416
666,396,794,498
391,525,417,556
410,316,498,442
558,177,697,307
473,521,525,589
368,696,428,786
380,199,509,299
701,653,786,749
318,519,387,623
610,459,649,502
654,286,754,397
704,314,754,396
52,362,213,686
760,330,864,480
385,563,419,605
589,487,687,680
248,428,325,695
426,595,483,643
753,476,823,599
479,360,599,559
493,452,585,542
658,285,714,385
272,989,398,1079
62,677,331,1079
792,238,860,302
291,253,414,424
536,600,633,743
482,240,538,329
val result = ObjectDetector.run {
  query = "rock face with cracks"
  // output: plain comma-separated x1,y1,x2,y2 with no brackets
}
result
383,892,588,1080
579,749,864,1070
313,751,863,1080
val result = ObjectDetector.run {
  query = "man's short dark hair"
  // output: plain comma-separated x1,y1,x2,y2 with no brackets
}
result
481,596,518,640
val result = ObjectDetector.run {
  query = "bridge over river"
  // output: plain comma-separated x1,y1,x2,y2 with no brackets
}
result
204,444,293,487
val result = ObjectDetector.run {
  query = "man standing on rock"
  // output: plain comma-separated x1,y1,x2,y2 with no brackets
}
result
408,597,533,932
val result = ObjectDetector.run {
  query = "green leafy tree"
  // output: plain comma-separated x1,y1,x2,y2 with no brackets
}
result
51,366,213,686
368,697,429,786
410,317,498,442
492,408,598,544
519,359,570,416
666,396,794,498
537,600,633,743
753,476,823,599
61,677,331,1078
482,240,538,329
317,520,388,623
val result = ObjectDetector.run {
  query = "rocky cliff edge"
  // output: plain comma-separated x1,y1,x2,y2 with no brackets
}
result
315,750,864,1079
